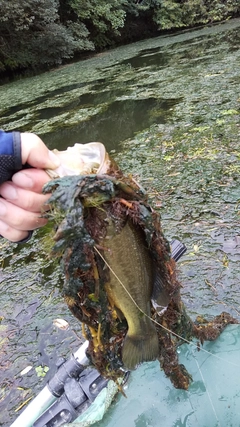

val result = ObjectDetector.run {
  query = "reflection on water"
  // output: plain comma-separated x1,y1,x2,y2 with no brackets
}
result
118,46,169,69
43,97,180,152
3,82,89,120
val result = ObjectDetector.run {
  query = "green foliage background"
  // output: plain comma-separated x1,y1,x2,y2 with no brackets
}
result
0,0,239,77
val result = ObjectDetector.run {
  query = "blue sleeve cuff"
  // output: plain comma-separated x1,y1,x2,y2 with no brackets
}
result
0,130,15,155
0,130,22,183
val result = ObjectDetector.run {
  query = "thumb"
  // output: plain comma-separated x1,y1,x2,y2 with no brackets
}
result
20,133,60,170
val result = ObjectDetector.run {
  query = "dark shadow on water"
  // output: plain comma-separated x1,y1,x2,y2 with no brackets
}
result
118,48,169,69
38,87,130,120
1,81,97,120
43,97,181,152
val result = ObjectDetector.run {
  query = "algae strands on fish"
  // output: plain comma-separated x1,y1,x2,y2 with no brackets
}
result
44,142,237,389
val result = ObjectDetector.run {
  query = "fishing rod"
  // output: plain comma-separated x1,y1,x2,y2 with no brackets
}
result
10,341,91,427
10,239,186,427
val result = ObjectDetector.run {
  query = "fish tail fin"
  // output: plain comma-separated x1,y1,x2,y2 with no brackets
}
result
122,322,159,370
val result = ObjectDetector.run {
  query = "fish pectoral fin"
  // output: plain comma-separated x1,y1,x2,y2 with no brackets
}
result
105,283,125,321
152,269,171,309
122,328,159,370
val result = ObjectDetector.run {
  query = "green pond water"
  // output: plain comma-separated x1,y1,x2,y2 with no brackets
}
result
0,18,240,426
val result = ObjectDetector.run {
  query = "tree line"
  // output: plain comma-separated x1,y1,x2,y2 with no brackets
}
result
0,0,239,78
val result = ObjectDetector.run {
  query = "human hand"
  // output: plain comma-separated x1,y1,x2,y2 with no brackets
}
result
0,133,60,243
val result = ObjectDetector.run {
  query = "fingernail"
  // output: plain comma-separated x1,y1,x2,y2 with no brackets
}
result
3,185,17,200
14,172,34,188
0,201,7,216
48,151,61,169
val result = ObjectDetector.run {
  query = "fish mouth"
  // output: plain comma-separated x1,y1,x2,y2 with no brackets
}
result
46,142,111,178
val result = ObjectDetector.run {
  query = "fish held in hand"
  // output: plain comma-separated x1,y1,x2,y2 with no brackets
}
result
102,218,159,370
44,141,238,389
44,142,163,374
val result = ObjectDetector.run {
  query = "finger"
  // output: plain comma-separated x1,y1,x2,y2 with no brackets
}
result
0,220,30,243
12,169,51,193
0,199,48,231
20,133,60,170
0,182,50,213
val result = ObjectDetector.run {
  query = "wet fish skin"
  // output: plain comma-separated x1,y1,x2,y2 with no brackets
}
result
103,218,159,370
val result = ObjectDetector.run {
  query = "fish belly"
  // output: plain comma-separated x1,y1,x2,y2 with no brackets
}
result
103,219,159,369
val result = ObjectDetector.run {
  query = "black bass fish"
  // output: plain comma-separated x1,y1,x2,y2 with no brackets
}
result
101,217,159,370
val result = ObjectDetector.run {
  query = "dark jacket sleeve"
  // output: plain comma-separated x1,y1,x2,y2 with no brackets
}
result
0,131,33,243
0,130,22,184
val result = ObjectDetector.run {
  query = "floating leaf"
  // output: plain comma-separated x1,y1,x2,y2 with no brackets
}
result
192,126,210,132
193,244,201,253
221,109,239,116
222,255,229,268
15,397,32,413
35,365,49,377
53,318,69,330
20,366,33,376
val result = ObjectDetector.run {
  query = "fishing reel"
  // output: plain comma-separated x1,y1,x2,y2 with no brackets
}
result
33,363,109,427
32,356,129,427
170,238,187,262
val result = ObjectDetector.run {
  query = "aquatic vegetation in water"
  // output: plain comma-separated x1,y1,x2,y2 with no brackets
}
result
44,144,238,389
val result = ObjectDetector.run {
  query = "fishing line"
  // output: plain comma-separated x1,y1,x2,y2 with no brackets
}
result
94,245,240,368
194,354,221,427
